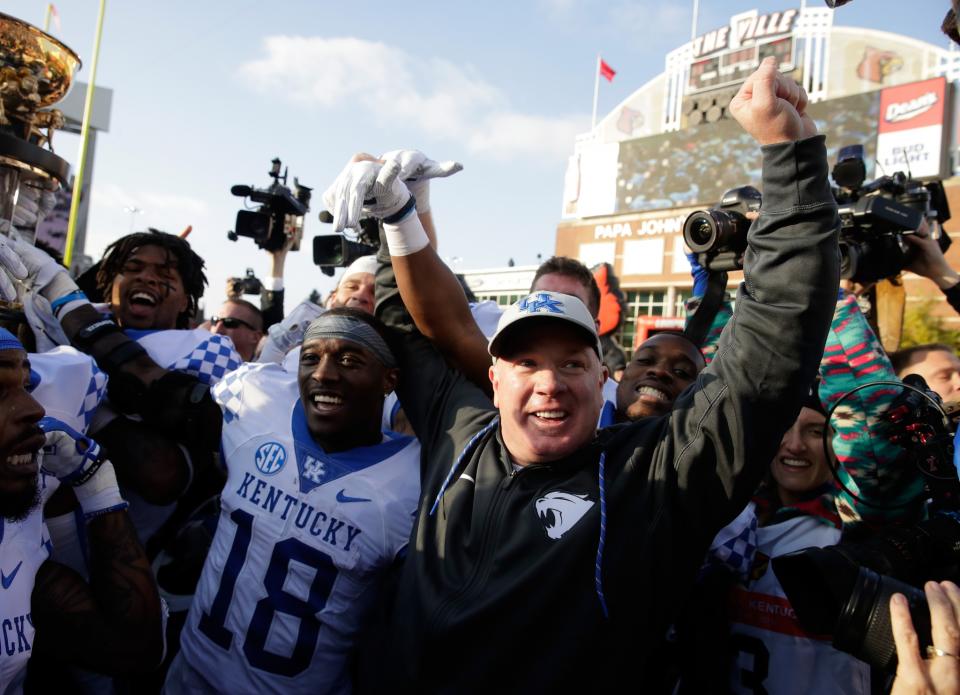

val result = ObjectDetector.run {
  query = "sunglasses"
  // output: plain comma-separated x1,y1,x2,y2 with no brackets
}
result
211,316,259,331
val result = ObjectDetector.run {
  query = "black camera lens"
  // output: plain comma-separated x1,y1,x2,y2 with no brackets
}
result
683,210,749,254
685,214,716,251
834,566,931,672
683,215,719,253
838,240,858,280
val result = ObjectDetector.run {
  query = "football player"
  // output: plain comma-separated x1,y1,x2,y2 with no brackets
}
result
168,308,420,692
0,328,162,693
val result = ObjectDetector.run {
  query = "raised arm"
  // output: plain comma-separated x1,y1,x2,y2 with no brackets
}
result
663,58,840,523
323,150,493,396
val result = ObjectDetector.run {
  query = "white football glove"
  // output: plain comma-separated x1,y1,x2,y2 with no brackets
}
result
5,236,84,314
323,158,411,234
40,416,104,484
379,149,463,214
0,233,28,301
21,289,70,352
40,416,126,519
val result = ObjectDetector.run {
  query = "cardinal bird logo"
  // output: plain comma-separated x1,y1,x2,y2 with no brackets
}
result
857,47,903,84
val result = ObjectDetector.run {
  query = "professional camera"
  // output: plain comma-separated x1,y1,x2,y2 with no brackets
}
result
832,144,951,284
774,513,960,673
227,268,262,297
312,211,380,277
226,158,312,252
682,186,761,272
772,376,960,675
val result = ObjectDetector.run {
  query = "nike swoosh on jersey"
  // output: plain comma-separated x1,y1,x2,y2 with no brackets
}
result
336,489,372,504
1,561,23,589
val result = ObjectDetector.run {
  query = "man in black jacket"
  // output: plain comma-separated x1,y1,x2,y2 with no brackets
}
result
327,57,839,690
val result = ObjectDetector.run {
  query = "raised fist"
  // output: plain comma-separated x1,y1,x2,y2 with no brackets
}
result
728,56,817,146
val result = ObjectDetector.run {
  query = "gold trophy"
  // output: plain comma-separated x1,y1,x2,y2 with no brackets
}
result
0,11,80,244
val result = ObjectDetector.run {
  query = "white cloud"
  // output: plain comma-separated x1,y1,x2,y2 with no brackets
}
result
237,36,587,161
93,183,209,217
609,2,690,38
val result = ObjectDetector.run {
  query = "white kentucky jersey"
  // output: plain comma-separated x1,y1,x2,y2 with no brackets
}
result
125,327,243,386
0,472,59,695
28,347,107,434
178,362,420,694
727,513,871,695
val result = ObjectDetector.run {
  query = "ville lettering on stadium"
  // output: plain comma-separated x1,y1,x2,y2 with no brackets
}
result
692,8,799,59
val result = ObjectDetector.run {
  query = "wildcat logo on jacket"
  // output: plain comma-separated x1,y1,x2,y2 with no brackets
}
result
535,491,594,540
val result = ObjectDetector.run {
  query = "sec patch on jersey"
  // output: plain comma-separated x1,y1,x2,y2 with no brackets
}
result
254,442,287,475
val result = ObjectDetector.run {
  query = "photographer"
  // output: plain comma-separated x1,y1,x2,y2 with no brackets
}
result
891,343,960,405
333,57,839,689
259,235,293,330
905,219,960,313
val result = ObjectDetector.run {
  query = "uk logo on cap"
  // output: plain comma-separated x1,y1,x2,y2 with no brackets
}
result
518,293,565,314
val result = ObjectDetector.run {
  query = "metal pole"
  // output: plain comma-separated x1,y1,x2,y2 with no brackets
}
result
64,0,106,268
591,54,600,130
43,4,52,32
691,0,700,41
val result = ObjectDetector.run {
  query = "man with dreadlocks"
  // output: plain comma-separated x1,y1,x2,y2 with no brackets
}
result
80,230,242,548
95,229,207,332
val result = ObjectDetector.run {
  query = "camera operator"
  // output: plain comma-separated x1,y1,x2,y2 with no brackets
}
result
891,343,960,405
258,233,294,330
905,219,960,313
210,299,264,362
330,57,839,689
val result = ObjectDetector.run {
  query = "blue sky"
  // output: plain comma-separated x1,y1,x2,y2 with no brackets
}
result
3,0,952,311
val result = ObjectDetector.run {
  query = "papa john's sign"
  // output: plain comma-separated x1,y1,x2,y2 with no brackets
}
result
875,77,948,178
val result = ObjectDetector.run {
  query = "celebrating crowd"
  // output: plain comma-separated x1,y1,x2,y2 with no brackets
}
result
3,57,960,695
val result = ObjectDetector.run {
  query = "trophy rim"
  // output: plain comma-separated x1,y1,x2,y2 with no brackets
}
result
0,11,82,70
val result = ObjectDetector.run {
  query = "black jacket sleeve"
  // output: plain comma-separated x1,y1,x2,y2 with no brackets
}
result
259,287,284,330
622,135,841,536
943,280,960,315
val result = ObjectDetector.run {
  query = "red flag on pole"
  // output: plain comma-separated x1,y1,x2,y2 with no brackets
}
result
599,58,616,82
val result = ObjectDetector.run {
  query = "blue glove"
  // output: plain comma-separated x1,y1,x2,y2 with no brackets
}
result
686,252,709,296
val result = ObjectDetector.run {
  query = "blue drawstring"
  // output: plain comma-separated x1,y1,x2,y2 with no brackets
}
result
594,450,609,619
429,416,499,516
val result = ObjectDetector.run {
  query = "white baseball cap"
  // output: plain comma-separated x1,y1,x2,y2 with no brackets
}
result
488,291,601,359
339,255,378,285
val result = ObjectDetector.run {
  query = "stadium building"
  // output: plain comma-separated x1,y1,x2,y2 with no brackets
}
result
464,6,960,352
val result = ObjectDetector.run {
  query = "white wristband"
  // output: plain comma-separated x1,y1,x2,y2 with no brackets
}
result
384,211,430,257
73,460,127,520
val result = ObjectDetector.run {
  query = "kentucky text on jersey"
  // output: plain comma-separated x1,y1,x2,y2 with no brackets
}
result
234,472,363,552
0,614,32,657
